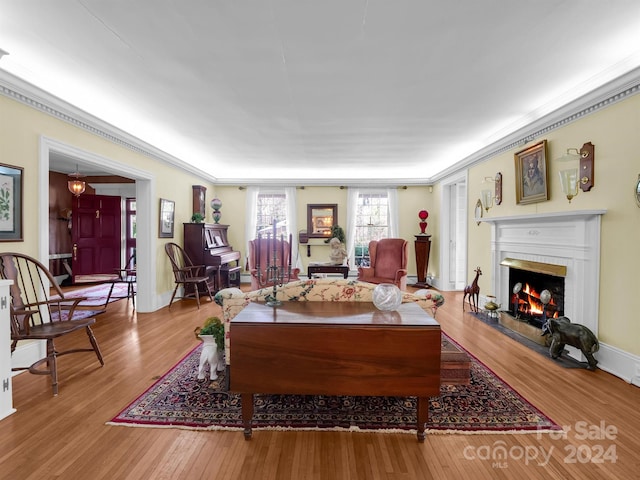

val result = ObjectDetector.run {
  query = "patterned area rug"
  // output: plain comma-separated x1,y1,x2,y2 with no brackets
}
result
54,282,134,306
107,335,560,435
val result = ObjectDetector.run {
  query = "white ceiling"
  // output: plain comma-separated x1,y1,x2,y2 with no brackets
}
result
2,1,640,183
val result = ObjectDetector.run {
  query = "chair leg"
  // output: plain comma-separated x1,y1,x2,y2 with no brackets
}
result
129,282,136,309
47,339,59,396
168,284,180,308
85,326,104,366
194,285,201,309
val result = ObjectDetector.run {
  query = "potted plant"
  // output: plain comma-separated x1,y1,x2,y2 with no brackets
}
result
324,225,346,244
194,316,226,380
191,212,205,223
194,316,225,350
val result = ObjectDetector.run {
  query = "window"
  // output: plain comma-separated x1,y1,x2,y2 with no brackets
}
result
246,186,299,269
255,192,287,236
353,192,390,267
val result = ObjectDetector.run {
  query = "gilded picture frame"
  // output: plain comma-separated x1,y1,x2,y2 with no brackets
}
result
514,140,548,205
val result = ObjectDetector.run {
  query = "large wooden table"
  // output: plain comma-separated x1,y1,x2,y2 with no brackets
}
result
230,301,441,442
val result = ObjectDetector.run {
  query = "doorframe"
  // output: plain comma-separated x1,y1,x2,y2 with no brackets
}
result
438,170,468,291
38,136,158,312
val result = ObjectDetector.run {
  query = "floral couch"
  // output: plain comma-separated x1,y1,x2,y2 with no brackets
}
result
214,278,445,367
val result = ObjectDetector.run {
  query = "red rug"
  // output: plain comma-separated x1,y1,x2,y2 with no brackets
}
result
107,335,561,435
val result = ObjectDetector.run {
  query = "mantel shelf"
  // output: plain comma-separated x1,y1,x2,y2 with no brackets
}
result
480,209,606,224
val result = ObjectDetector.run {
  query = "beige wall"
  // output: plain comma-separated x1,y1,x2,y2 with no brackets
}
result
466,93,640,356
0,95,215,300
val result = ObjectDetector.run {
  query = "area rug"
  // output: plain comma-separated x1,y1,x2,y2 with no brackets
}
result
53,282,134,306
107,335,561,435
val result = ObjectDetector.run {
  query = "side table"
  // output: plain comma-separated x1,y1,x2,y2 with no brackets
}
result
307,264,349,279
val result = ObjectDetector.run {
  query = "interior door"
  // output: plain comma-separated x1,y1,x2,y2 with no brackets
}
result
71,194,121,283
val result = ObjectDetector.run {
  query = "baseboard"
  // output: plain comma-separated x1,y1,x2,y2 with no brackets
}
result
11,340,45,375
597,343,640,387
475,294,640,387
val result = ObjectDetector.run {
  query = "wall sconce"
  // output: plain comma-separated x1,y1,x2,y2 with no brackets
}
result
481,172,502,211
67,165,86,197
557,142,595,202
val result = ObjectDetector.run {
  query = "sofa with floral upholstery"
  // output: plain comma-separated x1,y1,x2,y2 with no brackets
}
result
214,278,445,368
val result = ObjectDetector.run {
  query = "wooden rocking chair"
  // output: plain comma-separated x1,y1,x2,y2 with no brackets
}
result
0,252,105,396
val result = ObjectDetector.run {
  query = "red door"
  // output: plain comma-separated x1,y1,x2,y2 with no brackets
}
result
71,194,122,283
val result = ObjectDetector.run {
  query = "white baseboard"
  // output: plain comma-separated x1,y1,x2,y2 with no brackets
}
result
11,340,45,375
597,343,640,387
475,294,639,387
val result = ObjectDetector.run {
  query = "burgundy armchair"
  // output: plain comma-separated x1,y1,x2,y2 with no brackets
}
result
248,238,300,290
357,238,409,290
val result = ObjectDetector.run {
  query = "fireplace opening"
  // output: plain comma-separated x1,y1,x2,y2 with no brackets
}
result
501,258,566,329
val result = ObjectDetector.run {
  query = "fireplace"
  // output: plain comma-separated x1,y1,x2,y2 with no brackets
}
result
501,258,566,328
483,210,605,362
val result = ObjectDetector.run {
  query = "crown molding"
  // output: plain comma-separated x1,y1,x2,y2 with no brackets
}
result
3,65,640,187
432,65,640,182
0,68,218,183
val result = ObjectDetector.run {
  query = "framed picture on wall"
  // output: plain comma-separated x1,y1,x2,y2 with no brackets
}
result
0,163,23,241
159,198,175,238
514,140,548,205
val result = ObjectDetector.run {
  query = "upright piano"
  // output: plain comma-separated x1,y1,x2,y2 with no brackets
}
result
183,223,242,292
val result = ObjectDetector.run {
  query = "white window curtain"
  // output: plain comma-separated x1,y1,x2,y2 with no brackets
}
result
346,187,398,270
245,186,301,270
346,188,359,271
284,187,301,269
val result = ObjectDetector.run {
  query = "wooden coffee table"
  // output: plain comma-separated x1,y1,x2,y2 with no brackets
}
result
230,301,441,442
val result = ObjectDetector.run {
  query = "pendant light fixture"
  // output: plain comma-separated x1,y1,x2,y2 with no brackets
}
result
67,164,86,196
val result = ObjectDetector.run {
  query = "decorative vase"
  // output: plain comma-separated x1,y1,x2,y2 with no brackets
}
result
418,210,429,234
211,198,222,224
372,283,403,311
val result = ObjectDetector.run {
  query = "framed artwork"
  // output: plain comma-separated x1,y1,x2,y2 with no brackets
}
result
159,198,175,238
307,204,337,238
515,140,548,205
0,163,23,241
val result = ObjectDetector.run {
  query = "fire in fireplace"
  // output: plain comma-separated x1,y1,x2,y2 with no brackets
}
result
501,258,566,328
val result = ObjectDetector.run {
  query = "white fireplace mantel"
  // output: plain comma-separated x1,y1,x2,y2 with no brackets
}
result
481,210,606,360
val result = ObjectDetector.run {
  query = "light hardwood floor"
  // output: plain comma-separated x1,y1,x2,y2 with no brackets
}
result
1,286,639,480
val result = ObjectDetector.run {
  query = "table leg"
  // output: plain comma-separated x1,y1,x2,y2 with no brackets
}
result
241,393,254,440
417,396,428,442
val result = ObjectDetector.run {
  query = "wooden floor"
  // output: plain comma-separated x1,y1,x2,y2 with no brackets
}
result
1,286,639,480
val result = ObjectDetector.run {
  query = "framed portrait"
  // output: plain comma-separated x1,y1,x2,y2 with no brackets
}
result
514,140,548,205
0,163,23,241
159,198,175,238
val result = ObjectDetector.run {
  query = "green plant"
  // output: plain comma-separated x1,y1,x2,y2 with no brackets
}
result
194,316,225,350
191,212,205,223
324,224,346,244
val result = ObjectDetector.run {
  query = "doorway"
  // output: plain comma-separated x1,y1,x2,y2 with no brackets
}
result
38,136,156,312
439,172,468,291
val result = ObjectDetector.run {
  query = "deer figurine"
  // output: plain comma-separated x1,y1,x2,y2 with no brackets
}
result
463,267,482,313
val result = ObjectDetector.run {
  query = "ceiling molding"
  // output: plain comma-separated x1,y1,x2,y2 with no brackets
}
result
0,69,218,183
3,65,640,187
431,65,640,183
